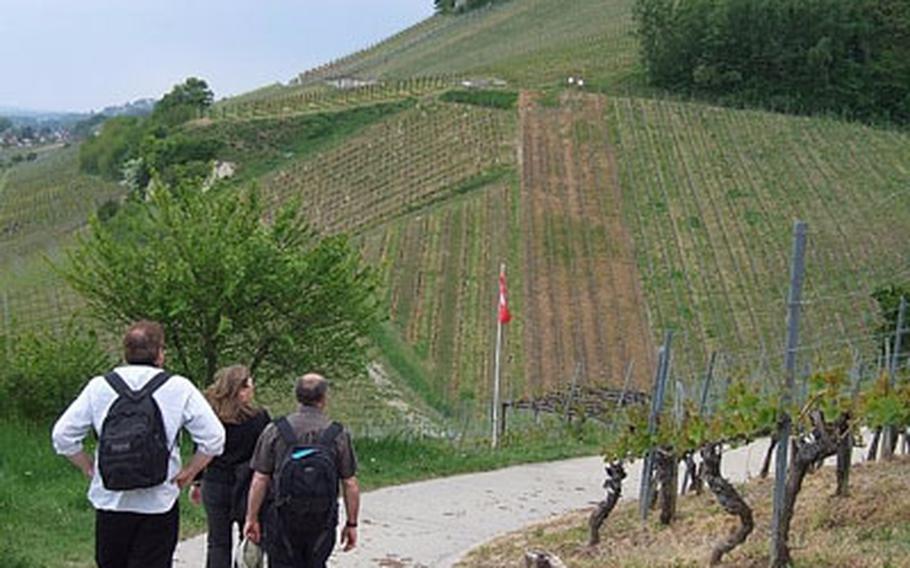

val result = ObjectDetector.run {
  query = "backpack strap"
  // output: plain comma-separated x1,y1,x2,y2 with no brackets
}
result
104,371,171,401
275,416,297,447
103,371,132,398
138,371,171,398
318,421,343,448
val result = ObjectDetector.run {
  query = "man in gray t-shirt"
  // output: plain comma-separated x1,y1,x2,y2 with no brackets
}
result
244,373,360,568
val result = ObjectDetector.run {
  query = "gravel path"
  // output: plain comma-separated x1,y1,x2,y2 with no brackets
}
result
175,436,868,567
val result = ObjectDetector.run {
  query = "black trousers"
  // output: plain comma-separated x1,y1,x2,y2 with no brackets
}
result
202,480,236,568
266,514,337,568
96,502,179,568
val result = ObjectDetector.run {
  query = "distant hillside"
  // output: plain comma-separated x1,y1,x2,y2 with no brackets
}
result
297,0,637,90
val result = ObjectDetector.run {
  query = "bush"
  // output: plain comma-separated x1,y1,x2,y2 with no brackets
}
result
0,325,114,423
95,199,121,223
440,89,518,110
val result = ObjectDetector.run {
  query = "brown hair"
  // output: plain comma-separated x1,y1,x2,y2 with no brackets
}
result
205,365,258,424
295,373,328,406
123,320,165,365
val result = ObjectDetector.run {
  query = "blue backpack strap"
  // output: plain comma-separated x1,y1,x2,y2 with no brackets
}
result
275,416,297,447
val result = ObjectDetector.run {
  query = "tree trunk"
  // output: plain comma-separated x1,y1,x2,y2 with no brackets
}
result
770,410,842,568
760,434,778,478
835,413,852,497
867,427,881,461
882,426,899,460
655,447,678,525
588,461,626,546
701,443,753,565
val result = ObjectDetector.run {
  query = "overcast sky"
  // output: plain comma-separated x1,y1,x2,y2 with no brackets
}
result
0,1,434,113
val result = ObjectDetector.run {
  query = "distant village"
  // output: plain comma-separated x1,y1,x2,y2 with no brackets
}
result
0,97,155,153
0,125,72,148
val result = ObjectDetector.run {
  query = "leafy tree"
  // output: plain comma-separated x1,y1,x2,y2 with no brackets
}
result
78,116,145,179
434,0,501,14
0,116,11,133
634,0,910,123
153,77,214,126
61,184,381,387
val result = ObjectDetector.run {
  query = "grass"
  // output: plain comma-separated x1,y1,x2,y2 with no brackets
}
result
0,415,614,566
440,89,519,110
459,457,910,567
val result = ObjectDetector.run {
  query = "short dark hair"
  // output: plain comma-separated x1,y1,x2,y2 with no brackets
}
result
123,320,165,365
295,373,328,406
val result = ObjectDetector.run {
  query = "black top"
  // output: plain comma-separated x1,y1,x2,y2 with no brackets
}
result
202,408,271,484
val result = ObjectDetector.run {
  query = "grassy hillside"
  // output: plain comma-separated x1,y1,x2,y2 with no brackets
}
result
299,0,638,91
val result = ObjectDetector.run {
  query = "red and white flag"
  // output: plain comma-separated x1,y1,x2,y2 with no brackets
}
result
498,267,511,324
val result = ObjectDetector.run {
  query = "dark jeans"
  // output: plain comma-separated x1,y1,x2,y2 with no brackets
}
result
96,502,179,568
202,480,237,568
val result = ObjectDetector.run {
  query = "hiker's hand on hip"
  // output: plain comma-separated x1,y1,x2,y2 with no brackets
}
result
341,526,357,551
244,520,261,544
172,468,194,489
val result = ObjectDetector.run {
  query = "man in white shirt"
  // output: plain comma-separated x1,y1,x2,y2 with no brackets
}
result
52,320,225,568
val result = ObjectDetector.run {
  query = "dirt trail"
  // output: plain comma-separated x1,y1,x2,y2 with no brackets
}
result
175,435,871,567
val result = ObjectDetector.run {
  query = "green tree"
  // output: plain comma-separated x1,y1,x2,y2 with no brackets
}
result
153,77,214,126
0,116,11,133
78,116,145,179
61,184,381,387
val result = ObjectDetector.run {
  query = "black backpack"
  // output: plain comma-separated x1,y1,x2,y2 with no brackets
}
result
272,418,343,540
98,371,172,491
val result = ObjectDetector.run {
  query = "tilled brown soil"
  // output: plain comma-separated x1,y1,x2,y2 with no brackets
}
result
518,91,655,397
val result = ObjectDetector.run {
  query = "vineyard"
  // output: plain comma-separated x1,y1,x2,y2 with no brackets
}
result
518,92,655,394
607,96,910,383
212,77,456,120
256,0,638,98
0,147,122,337
0,147,121,261
261,99,515,235
1,0,909,444
360,175,521,415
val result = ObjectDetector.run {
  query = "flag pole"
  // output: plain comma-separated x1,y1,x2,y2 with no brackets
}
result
492,262,505,449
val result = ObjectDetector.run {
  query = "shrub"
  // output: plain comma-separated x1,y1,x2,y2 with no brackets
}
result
0,325,113,423
440,89,518,110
